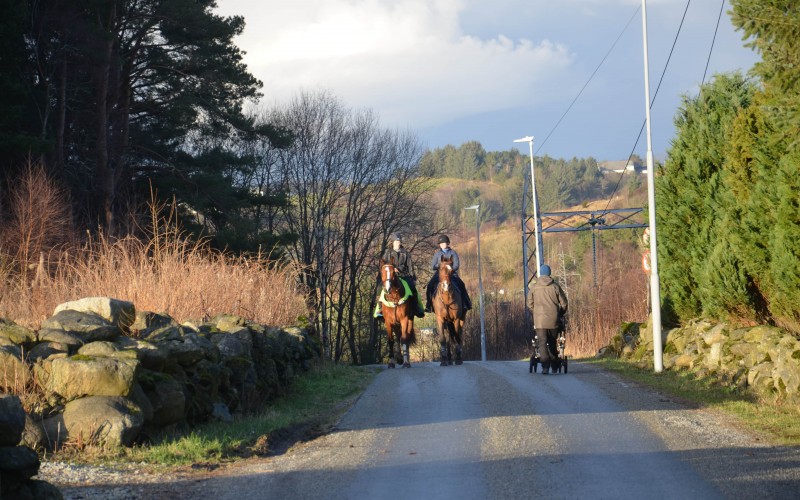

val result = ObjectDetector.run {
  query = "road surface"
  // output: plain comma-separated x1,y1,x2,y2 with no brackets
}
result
57,361,800,499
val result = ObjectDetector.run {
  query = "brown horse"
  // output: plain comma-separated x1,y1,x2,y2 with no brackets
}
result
432,256,464,366
378,258,417,368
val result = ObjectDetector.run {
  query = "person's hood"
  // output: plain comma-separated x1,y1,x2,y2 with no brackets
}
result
536,276,554,286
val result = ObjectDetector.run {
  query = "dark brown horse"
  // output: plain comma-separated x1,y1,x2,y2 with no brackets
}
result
378,258,417,368
432,256,463,366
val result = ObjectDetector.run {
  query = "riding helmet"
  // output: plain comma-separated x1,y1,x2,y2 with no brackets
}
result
438,234,450,244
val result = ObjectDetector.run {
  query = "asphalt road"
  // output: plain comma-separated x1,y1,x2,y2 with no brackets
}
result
58,360,800,499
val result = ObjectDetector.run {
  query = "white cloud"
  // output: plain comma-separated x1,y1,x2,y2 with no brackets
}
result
216,0,573,128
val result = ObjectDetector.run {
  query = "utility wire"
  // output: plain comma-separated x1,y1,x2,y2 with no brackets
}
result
702,0,726,86
599,0,693,216
534,8,641,156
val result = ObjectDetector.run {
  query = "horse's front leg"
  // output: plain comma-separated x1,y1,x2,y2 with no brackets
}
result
384,322,396,369
437,319,449,367
400,319,411,368
454,320,463,365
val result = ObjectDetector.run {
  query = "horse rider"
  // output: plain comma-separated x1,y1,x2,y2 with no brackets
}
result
530,264,568,374
424,234,472,316
374,233,425,318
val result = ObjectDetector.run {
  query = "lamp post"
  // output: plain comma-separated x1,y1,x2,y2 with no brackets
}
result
641,0,663,372
464,204,486,361
514,136,543,276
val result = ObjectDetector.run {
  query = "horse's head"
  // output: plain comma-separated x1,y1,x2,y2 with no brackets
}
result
380,258,398,292
438,256,454,292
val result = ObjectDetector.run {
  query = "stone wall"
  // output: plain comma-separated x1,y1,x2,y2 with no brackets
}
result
603,318,800,404
0,297,319,452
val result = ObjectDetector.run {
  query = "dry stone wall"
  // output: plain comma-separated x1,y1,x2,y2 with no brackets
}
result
0,297,319,454
603,318,800,404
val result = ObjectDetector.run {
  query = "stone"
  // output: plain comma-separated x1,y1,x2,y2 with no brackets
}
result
0,445,39,480
26,342,70,362
36,329,84,350
41,310,120,343
20,415,47,451
0,394,25,446
47,356,139,400
0,346,31,388
43,396,143,447
0,319,36,345
53,297,135,332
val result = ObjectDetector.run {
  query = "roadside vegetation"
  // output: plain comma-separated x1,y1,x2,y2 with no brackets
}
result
591,358,800,446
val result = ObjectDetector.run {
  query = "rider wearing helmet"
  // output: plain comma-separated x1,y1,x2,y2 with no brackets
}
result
374,233,425,318
425,234,473,316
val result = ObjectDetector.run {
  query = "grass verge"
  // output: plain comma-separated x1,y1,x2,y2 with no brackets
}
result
589,357,800,446
59,362,378,468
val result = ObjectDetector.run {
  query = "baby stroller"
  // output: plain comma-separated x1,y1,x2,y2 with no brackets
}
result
529,315,568,374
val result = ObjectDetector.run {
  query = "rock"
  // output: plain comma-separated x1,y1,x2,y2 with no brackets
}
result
20,415,47,451
0,346,31,387
53,297,135,332
41,310,120,343
36,329,84,351
77,341,119,357
127,382,154,423
0,445,40,480
0,319,36,345
47,356,139,400
43,396,143,448
0,394,26,446
26,342,70,362
158,331,216,366
27,479,64,499
211,333,247,359
211,402,233,422
139,373,186,427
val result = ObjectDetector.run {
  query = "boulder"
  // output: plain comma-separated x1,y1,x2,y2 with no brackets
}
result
41,310,120,343
20,415,47,451
26,342,70,362
0,319,36,346
0,394,25,446
36,329,84,351
0,346,31,388
139,373,186,427
53,297,135,332
0,445,39,480
47,356,139,400
43,396,143,447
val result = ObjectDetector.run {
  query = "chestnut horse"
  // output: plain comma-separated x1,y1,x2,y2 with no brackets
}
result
378,258,417,368
432,256,464,366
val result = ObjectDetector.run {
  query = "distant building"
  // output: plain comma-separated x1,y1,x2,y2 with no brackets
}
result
597,159,646,174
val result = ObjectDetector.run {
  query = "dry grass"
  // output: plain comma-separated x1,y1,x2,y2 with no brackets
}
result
0,171,308,329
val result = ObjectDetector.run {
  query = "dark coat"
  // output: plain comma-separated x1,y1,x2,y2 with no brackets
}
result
383,246,416,279
530,276,568,329
430,247,460,274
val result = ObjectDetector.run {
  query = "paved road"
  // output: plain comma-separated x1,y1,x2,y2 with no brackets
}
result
59,360,800,499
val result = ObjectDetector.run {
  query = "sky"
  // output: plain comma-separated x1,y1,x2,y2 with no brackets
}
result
214,0,759,161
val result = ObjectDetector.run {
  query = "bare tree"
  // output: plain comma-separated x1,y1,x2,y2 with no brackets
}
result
251,91,436,362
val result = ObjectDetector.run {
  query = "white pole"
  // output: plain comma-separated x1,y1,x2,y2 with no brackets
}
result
515,136,542,276
475,206,487,361
641,0,664,372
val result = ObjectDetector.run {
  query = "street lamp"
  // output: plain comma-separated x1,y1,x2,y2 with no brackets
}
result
464,204,486,361
514,136,543,277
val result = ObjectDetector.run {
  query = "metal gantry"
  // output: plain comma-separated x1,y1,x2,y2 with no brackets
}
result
521,176,648,329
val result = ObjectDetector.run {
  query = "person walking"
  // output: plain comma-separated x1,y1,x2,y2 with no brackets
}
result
530,264,568,374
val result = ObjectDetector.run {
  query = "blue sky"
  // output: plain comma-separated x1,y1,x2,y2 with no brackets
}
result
215,0,759,161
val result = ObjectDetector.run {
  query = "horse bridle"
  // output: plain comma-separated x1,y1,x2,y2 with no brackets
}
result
382,264,397,292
